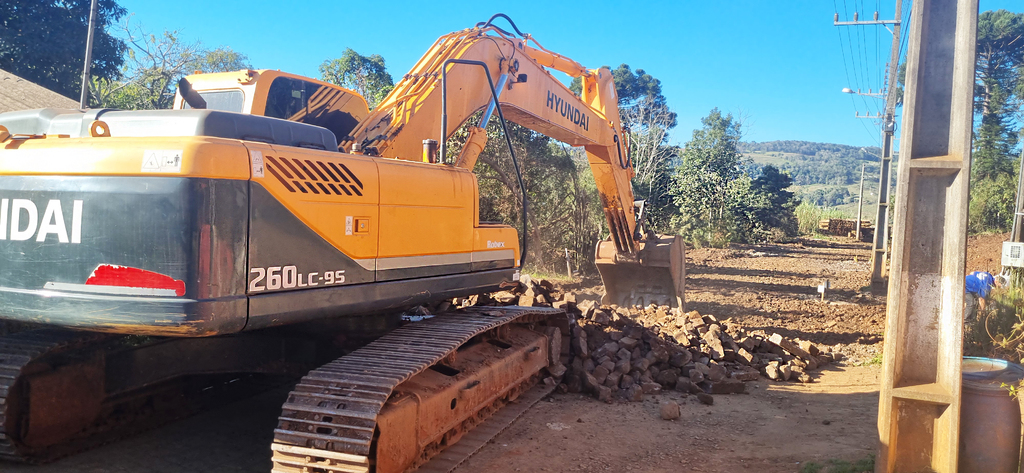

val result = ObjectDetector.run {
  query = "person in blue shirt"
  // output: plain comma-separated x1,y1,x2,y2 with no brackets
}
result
965,271,997,321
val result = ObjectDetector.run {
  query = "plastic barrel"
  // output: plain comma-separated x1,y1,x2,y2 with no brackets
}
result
959,357,1024,473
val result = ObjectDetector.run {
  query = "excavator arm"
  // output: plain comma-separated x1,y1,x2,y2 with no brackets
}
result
346,17,685,308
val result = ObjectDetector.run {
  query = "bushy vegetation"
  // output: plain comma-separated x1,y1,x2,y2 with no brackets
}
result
803,186,854,207
970,284,1024,361
795,202,849,235
672,109,800,246
966,10,1024,234
739,141,880,186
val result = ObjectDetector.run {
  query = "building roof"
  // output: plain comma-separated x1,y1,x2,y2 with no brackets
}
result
0,69,79,114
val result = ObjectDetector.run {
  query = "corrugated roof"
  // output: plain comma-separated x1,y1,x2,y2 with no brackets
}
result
0,69,79,114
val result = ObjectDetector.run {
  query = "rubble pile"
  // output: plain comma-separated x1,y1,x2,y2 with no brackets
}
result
479,275,841,403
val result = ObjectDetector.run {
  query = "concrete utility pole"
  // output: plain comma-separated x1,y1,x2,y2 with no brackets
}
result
834,0,902,284
79,0,99,109
875,0,978,471
856,163,866,240
869,0,904,284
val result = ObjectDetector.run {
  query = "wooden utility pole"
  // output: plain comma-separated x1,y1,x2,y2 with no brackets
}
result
79,0,99,109
856,163,866,240
875,0,978,471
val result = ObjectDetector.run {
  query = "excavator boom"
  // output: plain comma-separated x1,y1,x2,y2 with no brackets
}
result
347,18,685,308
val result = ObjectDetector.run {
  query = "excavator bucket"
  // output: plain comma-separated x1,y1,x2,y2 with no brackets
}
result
595,235,685,309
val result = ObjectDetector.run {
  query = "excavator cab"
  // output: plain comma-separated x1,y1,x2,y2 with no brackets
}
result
173,69,370,144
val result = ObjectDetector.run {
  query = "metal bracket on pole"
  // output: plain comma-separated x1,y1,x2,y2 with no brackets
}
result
875,0,978,471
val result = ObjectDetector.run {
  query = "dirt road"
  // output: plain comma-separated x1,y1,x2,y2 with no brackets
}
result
462,365,880,473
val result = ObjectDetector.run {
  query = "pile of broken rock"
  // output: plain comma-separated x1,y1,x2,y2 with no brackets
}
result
484,275,841,403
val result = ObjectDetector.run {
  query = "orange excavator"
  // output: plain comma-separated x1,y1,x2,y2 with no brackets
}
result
0,14,684,472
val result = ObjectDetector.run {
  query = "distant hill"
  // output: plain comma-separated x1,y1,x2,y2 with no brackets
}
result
739,140,887,215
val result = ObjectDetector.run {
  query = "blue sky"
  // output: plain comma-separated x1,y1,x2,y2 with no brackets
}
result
118,0,1021,148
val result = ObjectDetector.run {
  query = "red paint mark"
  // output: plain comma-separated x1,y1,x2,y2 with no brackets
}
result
86,265,186,296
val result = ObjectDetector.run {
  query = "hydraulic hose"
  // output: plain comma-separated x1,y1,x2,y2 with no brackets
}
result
440,59,529,270
476,13,527,38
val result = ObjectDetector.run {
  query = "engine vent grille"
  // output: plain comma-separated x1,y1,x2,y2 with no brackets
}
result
264,155,364,196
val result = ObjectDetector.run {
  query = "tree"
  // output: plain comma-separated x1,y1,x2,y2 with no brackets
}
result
673,112,800,245
672,108,743,244
0,0,127,98
194,46,251,74
969,172,1018,233
91,21,251,110
730,165,800,242
319,49,394,108
973,10,1024,180
461,118,602,275
965,10,1024,233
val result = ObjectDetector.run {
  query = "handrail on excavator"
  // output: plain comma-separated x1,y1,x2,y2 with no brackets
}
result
440,58,529,268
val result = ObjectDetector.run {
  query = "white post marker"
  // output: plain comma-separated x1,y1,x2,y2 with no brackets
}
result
817,280,831,302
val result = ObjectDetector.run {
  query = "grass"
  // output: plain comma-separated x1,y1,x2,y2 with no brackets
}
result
857,352,883,367
799,455,875,473
795,201,851,235
522,268,576,283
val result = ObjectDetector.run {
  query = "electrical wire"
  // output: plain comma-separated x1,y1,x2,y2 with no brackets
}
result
835,0,879,143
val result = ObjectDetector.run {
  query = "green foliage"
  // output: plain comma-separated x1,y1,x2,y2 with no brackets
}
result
0,0,127,99
974,286,1024,362
799,455,875,473
969,171,1018,233
672,110,799,245
194,46,250,74
739,141,880,186
319,49,394,109
672,109,742,244
803,186,853,207
795,201,849,235
729,165,800,243
969,10,1024,234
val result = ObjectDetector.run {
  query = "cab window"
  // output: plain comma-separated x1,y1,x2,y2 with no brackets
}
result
183,89,244,112
264,77,360,139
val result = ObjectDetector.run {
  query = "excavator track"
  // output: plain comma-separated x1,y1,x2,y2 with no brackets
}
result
0,329,113,461
271,306,565,473
0,328,311,464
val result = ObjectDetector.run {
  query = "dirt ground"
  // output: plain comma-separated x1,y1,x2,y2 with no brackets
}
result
462,234,1009,473
966,232,1009,274
462,237,889,473
2,234,1010,472
462,365,880,473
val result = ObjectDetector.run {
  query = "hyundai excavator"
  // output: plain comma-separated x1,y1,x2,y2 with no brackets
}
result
0,15,684,473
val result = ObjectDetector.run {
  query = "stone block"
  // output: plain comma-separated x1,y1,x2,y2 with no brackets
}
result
660,401,681,420
696,393,714,405
710,378,745,394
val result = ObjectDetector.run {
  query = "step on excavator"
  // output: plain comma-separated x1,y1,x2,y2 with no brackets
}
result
0,14,684,472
